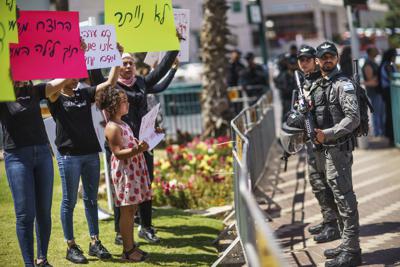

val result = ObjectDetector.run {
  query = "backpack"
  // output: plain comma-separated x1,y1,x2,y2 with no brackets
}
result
353,81,374,137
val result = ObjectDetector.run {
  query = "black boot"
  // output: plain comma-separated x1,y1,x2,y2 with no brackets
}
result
308,221,325,235
324,244,344,259
314,223,341,243
325,251,362,267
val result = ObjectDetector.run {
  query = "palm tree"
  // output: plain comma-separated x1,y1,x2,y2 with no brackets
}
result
200,0,231,138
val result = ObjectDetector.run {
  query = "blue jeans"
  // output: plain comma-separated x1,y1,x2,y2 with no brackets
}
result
56,152,100,241
5,145,54,267
368,91,386,136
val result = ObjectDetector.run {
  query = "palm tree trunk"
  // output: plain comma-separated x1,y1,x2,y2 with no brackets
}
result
200,0,231,138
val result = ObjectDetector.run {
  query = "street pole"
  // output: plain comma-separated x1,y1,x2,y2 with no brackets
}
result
257,0,268,65
346,5,369,149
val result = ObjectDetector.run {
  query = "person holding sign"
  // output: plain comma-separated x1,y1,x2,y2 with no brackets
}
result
96,87,151,262
46,43,123,264
0,78,72,267
92,49,179,244
118,50,179,244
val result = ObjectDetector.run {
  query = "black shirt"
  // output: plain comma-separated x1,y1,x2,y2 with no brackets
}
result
362,58,381,94
48,87,101,155
227,61,245,87
0,84,49,150
90,51,179,139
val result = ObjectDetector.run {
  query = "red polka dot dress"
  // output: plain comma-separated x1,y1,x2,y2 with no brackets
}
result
110,121,152,207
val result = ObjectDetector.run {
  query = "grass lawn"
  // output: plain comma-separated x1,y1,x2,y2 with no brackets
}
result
0,158,223,266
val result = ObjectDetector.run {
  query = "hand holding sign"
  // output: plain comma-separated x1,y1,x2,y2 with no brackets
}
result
139,103,165,151
138,141,149,152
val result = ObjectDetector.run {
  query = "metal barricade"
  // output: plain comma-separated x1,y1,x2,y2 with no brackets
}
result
157,83,268,140
225,91,285,266
157,83,203,139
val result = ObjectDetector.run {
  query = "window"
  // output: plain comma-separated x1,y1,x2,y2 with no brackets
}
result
232,1,242,13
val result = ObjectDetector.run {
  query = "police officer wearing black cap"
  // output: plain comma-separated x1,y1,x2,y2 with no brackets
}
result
296,45,342,244
311,41,361,267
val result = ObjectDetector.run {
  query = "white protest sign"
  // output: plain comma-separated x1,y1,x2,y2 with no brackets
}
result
139,103,165,151
174,9,190,62
144,51,161,67
153,9,190,64
80,25,122,70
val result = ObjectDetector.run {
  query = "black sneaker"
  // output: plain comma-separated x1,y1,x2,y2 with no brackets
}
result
35,259,53,267
115,233,123,245
115,233,140,247
138,227,160,244
88,240,112,259
66,244,88,264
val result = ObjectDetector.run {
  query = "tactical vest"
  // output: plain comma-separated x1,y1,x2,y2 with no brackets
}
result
310,74,357,150
310,77,345,130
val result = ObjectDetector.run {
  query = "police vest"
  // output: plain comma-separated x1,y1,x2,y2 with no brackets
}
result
310,75,352,130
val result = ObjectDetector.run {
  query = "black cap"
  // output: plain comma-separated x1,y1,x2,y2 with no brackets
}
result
297,45,316,59
316,41,338,58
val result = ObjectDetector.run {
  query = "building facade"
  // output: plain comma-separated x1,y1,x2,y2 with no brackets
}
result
16,0,388,60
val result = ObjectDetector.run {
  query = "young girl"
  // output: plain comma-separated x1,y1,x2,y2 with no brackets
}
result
96,87,151,262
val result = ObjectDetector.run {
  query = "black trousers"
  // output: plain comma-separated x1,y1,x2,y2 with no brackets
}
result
382,88,394,144
106,148,154,233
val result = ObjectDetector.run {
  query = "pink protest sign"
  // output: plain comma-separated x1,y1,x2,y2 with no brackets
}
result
10,11,87,81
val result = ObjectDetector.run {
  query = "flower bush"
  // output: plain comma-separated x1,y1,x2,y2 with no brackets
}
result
152,136,233,209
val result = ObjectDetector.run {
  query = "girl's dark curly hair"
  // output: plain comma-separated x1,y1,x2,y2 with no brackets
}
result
95,86,124,117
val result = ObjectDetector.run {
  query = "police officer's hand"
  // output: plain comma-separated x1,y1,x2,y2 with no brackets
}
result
315,128,325,144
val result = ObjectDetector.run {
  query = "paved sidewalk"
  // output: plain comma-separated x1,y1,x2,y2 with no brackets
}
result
257,143,400,266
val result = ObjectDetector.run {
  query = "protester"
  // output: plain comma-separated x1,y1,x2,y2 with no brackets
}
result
91,50,179,244
0,78,70,267
97,87,150,262
47,41,122,263
362,47,385,137
227,49,245,87
379,48,398,146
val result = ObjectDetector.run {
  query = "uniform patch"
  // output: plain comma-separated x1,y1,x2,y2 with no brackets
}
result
343,82,354,92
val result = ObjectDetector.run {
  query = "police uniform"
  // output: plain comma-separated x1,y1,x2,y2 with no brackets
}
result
312,42,361,267
298,45,341,242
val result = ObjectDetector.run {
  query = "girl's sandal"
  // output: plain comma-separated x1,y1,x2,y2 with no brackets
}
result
133,244,149,258
121,248,146,262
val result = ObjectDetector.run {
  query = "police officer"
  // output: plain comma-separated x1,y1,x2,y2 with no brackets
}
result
312,41,362,267
297,45,341,243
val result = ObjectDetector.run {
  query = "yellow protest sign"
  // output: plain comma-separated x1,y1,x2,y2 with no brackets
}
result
0,48,15,101
0,0,18,101
0,0,18,43
0,0,17,101
105,0,180,53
